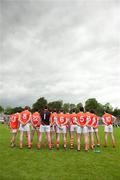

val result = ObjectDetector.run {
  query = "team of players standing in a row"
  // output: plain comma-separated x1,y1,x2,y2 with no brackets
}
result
9,106,116,151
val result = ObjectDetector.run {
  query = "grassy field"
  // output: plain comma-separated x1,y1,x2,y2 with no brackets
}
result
0,124,120,180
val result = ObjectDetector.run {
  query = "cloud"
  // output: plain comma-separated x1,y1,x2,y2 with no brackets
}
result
0,0,120,108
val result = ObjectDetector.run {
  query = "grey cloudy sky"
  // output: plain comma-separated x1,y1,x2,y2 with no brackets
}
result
0,0,120,108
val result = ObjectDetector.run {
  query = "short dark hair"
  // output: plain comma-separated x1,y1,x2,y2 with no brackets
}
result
79,107,84,112
72,109,76,113
24,106,30,110
90,109,95,114
44,106,48,109
85,108,89,112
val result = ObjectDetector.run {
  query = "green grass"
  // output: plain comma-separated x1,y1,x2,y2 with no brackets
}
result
0,124,120,180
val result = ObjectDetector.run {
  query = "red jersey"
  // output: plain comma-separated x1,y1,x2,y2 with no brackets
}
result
50,112,58,125
77,112,87,127
9,113,19,129
64,113,70,127
92,114,99,128
20,110,31,124
31,112,41,127
57,113,67,125
86,112,94,127
102,113,113,125
70,113,77,125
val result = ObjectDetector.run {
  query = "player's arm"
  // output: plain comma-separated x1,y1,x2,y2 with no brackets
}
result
112,116,116,123
18,114,25,125
75,117,80,126
62,117,69,126
91,116,96,126
24,113,32,125
85,116,90,126
31,118,35,127
49,115,53,126
102,117,107,125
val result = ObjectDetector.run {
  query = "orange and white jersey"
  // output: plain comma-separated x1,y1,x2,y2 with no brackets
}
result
102,113,115,126
20,110,31,124
92,114,99,128
31,112,41,127
64,113,70,127
50,112,58,125
9,113,19,129
86,112,94,127
57,113,68,125
77,112,87,127
70,113,77,125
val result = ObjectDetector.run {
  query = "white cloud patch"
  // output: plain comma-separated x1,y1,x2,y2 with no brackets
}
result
0,0,120,108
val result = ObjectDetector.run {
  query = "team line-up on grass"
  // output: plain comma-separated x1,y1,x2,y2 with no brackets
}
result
9,106,116,151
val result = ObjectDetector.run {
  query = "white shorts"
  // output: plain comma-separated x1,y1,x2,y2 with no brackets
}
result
11,129,17,133
87,126,94,133
39,125,50,133
77,126,88,134
19,123,30,132
56,125,66,134
93,128,98,133
32,126,40,131
70,125,78,132
104,125,113,133
50,125,55,132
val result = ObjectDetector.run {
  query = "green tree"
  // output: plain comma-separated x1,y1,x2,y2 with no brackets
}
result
76,102,83,112
48,100,63,112
63,103,70,113
32,97,47,112
112,108,120,117
0,105,4,113
85,98,98,112
104,103,113,114
12,107,23,113
4,107,14,115
69,103,76,112
96,103,104,116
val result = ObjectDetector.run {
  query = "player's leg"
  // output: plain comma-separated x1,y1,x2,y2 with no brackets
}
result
37,125,44,149
88,127,94,149
26,131,32,149
50,126,55,148
104,125,108,147
83,127,89,151
77,126,81,151
20,131,24,149
70,125,74,149
111,132,115,147
109,125,115,147
46,126,52,149
36,129,40,147
10,130,17,147
62,126,67,150
31,129,35,144
56,126,60,149
37,132,42,149
104,132,108,147
95,130,100,146
90,131,94,149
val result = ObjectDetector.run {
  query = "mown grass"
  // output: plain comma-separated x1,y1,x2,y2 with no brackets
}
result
0,124,120,180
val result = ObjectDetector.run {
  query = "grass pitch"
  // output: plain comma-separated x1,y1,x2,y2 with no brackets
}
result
0,124,120,180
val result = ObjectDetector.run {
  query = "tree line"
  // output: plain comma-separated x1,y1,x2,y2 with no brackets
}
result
0,97,120,117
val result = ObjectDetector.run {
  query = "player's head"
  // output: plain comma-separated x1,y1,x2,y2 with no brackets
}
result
85,108,89,112
60,109,64,113
44,106,48,110
90,109,95,114
72,109,76,113
53,108,57,113
79,107,84,112
24,106,30,110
